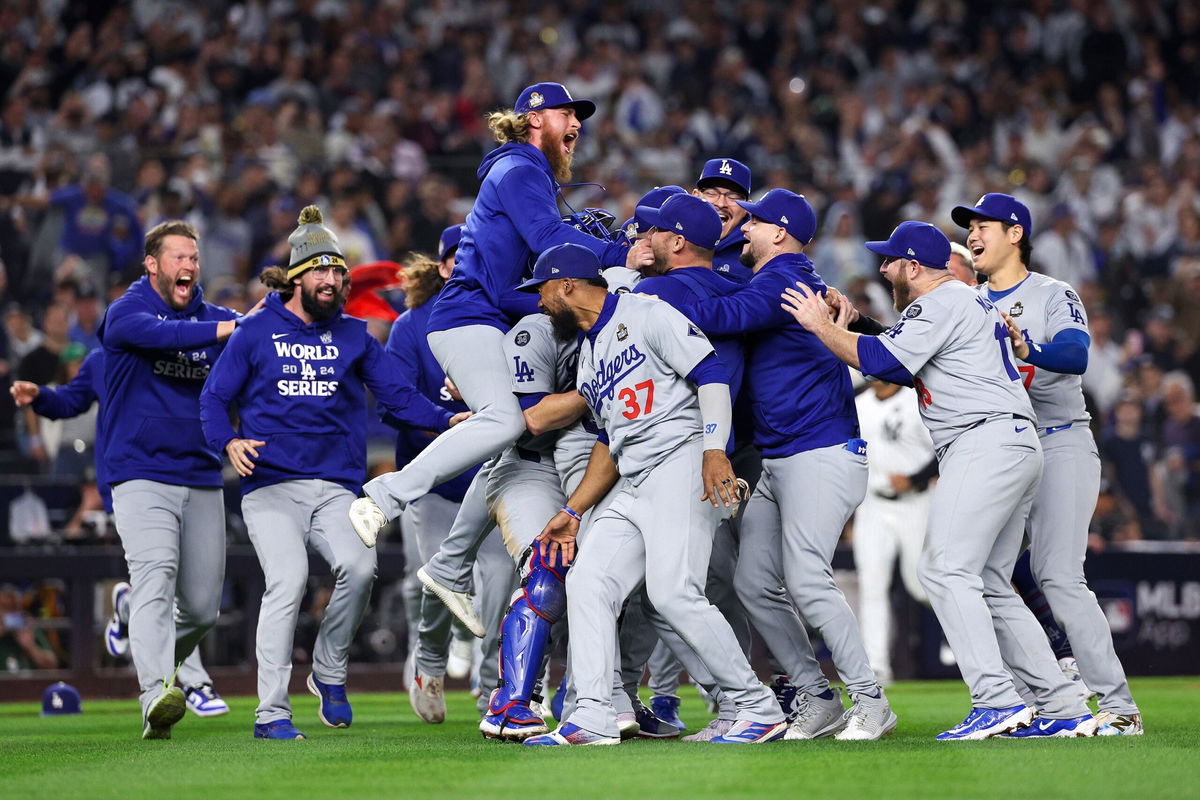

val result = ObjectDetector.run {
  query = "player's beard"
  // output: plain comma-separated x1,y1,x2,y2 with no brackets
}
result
301,283,343,321
540,130,574,184
156,270,194,310
891,269,913,313
547,305,581,342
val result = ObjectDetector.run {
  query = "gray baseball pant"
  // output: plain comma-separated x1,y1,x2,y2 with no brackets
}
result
565,440,782,738
114,585,217,690
242,480,377,724
364,326,526,518
737,444,877,696
472,527,517,700
1028,426,1137,715
919,422,1088,718
417,461,494,594
400,512,423,658
112,480,225,720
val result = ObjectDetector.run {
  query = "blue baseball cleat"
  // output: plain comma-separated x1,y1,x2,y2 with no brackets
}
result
254,719,307,740
710,720,788,744
770,674,800,723
550,674,567,721
184,683,229,717
1001,714,1097,738
936,705,1035,741
634,698,681,738
650,695,686,732
105,582,131,658
523,723,620,747
307,673,352,728
480,700,549,741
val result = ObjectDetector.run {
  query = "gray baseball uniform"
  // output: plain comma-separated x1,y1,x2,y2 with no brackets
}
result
873,279,1087,718
986,272,1137,715
565,293,781,737
853,385,934,684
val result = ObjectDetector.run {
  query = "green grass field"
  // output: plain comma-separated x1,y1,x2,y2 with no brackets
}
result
2,677,1196,799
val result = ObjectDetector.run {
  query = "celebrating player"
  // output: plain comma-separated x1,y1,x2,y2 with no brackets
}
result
200,207,463,740
780,220,1094,739
693,158,753,283
954,193,1141,735
521,242,786,746
350,82,627,546
99,220,240,739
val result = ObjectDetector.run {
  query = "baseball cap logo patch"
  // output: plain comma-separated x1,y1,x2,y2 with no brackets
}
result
675,222,684,231
907,248,915,255
551,267,560,273
780,215,789,224
529,92,544,108
1011,213,1018,221
719,160,733,175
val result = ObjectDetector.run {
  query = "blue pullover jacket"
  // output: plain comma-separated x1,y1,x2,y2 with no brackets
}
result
31,348,113,511
428,142,626,333
385,299,479,503
682,252,859,458
99,276,238,487
200,293,452,496
712,228,752,284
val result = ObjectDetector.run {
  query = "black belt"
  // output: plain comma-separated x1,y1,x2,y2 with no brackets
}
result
964,413,1034,433
516,446,542,464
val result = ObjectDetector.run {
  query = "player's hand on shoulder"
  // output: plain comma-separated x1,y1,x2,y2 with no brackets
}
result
225,437,266,477
700,449,740,508
9,381,39,407
825,287,860,329
999,311,1029,359
535,511,579,566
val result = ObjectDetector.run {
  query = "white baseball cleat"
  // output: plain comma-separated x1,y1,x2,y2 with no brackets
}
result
447,636,474,679
349,497,388,548
409,672,446,724
1094,711,1144,736
834,690,897,740
681,718,734,742
417,566,485,638
784,688,848,739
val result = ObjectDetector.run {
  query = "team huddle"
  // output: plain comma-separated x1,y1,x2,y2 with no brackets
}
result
12,81,1143,744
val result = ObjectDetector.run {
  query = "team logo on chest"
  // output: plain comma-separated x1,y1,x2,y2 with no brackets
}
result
579,344,647,412
1008,301,1024,318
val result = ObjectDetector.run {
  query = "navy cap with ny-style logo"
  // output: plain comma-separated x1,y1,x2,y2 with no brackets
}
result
951,193,1034,239
865,221,951,269
515,82,596,121
696,158,752,196
516,242,603,292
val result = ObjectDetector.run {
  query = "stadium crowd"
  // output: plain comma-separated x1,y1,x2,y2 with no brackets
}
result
2,0,1199,558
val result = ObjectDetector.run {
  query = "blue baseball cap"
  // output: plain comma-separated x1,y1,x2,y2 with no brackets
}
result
951,193,1033,238
635,193,723,250
696,158,751,196
627,185,688,236
438,224,464,261
515,82,596,121
41,682,82,716
735,188,817,245
865,221,951,269
516,243,603,292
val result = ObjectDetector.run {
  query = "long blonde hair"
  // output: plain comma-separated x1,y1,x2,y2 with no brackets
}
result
486,109,531,144
403,254,445,310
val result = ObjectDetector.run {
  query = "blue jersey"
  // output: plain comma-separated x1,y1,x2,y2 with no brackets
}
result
200,293,451,496
31,349,112,511
385,299,479,503
99,277,238,487
712,228,752,284
683,252,859,458
427,142,626,334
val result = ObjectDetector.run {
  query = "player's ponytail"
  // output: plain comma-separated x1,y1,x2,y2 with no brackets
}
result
402,253,445,310
487,110,532,144
259,265,296,300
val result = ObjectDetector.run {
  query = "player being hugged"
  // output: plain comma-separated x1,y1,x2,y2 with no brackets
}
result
518,243,786,746
954,193,1141,736
780,220,1094,740
350,82,627,547
199,207,464,741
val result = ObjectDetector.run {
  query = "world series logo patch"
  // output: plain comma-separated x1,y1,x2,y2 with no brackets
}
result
905,303,923,318
515,331,531,346
616,323,628,341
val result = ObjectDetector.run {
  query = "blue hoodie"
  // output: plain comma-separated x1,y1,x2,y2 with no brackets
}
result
200,293,452,496
384,299,479,503
682,252,859,458
427,142,627,334
99,276,238,487
712,228,752,284
31,348,113,511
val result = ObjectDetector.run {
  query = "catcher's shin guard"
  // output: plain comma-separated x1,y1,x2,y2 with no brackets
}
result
489,548,568,714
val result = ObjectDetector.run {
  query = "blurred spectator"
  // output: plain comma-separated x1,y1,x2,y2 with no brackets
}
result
1034,204,1094,290
1156,371,1200,539
45,153,143,288
1100,394,1162,538
0,584,60,671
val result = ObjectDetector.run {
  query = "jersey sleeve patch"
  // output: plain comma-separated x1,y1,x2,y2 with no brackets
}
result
905,303,923,319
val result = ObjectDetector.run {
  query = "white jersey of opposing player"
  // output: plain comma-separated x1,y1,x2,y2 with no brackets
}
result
504,313,581,458
578,293,715,481
874,280,1036,452
977,272,1091,431
855,385,935,497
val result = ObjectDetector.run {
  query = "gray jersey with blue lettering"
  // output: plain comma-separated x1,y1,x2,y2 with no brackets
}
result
978,273,1090,431
503,313,579,459
578,293,715,480
874,280,1035,452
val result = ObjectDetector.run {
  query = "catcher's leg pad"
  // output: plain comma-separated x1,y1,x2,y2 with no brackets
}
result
489,548,569,712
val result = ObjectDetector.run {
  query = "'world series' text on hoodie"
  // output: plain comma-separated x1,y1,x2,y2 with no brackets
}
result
99,276,239,487
682,252,859,459
427,142,627,334
200,292,453,496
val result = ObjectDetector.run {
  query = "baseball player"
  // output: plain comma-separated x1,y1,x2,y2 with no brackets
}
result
10,351,229,717
199,206,462,740
953,193,1140,735
694,158,753,283
99,220,240,739
852,379,936,685
780,220,1094,739
350,83,627,546
520,243,786,746
681,189,893,741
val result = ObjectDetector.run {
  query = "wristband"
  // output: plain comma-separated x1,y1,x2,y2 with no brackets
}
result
560,504,583,521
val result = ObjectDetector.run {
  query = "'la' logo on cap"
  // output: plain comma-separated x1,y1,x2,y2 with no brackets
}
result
529,92,544,108
719,160,732,175
780,215,789,224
